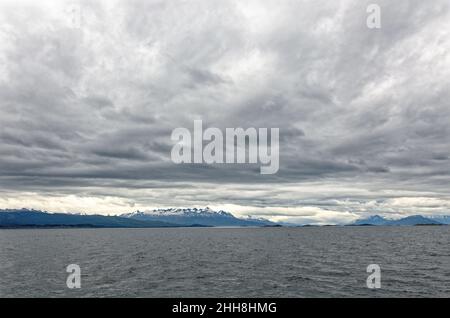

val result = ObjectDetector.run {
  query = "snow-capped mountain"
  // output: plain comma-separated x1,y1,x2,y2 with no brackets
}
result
124,207,234,217
122,207,276,227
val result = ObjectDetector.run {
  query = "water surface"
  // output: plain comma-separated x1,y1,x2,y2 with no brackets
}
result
0,226,449,297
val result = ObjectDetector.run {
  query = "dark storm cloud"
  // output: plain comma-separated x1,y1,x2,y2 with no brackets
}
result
0,0,449,222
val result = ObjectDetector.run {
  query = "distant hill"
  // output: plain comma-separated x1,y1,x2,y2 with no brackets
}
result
0,209,180,228
353,215,388,226
351,214,445,226
428,215,450,225
122,207,276,227
386,215,442,226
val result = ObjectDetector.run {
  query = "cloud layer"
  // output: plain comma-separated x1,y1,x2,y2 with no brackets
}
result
1,0,450,224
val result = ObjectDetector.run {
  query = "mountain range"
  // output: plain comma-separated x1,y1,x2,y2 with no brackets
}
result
121,207,275,227
351,215,448,226
0,208,449,228
0,209,179,228
0,208,274,228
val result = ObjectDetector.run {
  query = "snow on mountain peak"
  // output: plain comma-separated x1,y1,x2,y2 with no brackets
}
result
124,207,234,218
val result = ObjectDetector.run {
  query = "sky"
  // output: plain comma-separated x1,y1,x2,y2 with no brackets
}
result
0,0,450,224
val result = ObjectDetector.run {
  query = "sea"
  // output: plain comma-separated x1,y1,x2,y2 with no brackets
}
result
0,226,449,297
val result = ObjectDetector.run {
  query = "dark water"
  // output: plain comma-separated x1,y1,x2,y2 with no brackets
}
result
0,226,449,297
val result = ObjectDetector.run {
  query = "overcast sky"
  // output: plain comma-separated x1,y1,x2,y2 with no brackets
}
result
0,0,449,224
